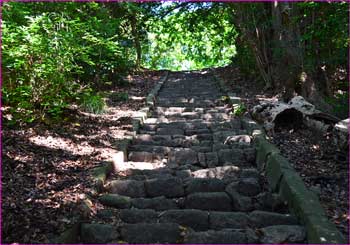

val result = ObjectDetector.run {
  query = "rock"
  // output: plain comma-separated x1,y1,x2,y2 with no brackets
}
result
175,169,192,179
198,153,206,167
120,223,181,243
185,178,226,194
128,151,154,162
157,127,184,135
184,230,247,244
145,177,185,197
237,178,260,197
131,196,179,210
333,118,349,152
192,166,240,181
240,168,259,179
98,194,131,208
249,211,299,228
225,183,254,211
205,152,219,167
209,211,249,229
212,143,230,151
119,209,158,223
107,180,145,198
256,192,284,211
185,192,232,211
224,135,251,146
81,224,117,243
96,209,115,221
260,225,306,243
159,209,209,231
243,147,256,163
168,148,198,165
218,149,245,165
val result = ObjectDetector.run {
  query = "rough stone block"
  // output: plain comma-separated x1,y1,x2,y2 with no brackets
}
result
120,223,181,243
159,209,209,231
209,211,249,230
168,148,198,165
185,178,226,194
81,224,117,244
185,192,232,211
145,177,184,198
260,225,306,244
249,210,298,228
98,194,131,209
131,196,178,211
107,180,145,198
119,209,158,223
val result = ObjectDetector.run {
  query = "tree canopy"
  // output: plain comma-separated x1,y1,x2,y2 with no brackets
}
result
2,1,348,125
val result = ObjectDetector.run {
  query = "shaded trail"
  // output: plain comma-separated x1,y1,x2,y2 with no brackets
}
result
82,71,306,243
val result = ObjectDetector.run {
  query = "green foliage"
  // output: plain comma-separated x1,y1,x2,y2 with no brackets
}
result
143,3,237,70
2,2,134,124
233,103,247,117
325,92,349,119
80,92,106,114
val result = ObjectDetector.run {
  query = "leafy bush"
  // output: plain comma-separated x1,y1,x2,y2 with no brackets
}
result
233,103,247,117
80,93,106,114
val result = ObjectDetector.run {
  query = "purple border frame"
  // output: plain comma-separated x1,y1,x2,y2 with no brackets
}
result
0,0,348,244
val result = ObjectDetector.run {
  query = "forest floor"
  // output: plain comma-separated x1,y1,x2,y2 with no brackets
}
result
215,66,349,238
2,67,348,243
2,70,167,243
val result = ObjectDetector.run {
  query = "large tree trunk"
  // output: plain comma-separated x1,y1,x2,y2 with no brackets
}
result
130,14,141,69
271,2,303,101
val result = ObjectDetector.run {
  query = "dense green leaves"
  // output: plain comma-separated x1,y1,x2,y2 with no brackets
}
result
143,2,237,70
2,2,348,123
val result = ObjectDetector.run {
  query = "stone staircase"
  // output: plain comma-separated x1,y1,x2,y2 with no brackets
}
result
81,72,306,243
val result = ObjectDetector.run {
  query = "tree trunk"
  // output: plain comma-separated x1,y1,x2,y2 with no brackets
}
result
130,14,141,69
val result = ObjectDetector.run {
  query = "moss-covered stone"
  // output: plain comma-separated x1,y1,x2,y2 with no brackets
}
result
254,136,280,171
99,194,131,209
265,153,293,191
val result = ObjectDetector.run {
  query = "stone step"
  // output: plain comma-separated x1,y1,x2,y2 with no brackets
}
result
79,222,306,244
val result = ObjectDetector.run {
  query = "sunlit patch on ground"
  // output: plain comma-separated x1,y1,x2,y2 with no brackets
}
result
2,71,165,243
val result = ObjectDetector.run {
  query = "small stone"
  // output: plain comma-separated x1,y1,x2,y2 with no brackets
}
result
209,212,249,229
98,194,131,209
260,225,306,243
145,177,185,197
107,180,145,198
249,211,299,228
185,192,232,211
159,209,209,231
119,209,158,223
81,224,117,243
131,196,178,211
121,223,181,243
